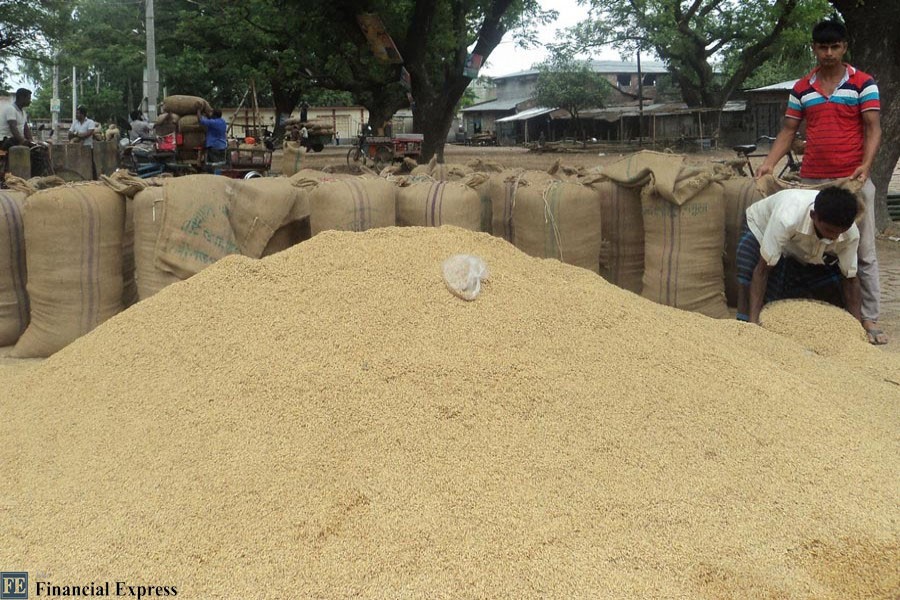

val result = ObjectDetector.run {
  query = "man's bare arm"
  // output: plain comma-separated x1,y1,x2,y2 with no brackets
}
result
841,276,863,322
853,110,881,182
749,259,772,324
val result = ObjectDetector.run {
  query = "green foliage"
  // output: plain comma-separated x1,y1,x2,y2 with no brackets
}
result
565,0,833,106
533,52,609,121
0,0,67,88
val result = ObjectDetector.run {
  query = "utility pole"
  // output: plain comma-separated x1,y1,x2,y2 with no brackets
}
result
637,49,644,146
51,54,60,136
144,0,159,120
72,65,77,124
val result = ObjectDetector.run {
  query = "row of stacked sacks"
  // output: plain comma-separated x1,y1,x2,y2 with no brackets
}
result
0,152,867,358
0,173,310,358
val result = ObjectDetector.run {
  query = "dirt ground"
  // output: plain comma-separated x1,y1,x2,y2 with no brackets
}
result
1,144,896,367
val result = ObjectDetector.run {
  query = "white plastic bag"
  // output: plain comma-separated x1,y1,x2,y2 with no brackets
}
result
442,254,490,301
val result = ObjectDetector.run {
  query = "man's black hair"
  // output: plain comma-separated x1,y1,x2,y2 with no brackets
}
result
76,105,87,115
15,88,31,98
814,186,859,228
211,109,222,118
130,109,143,121
812,20,847,44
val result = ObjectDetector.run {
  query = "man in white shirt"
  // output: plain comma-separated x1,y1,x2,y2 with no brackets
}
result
0,88,34,150
736,186,864,331
69,105,97,148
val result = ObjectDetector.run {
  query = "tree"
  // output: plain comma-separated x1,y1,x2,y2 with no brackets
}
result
830,0,900,230
403,0,555,161
566,0,831,107
0,0,66,88
533,53,609,140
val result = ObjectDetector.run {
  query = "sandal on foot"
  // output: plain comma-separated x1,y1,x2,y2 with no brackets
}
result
865,327,889,345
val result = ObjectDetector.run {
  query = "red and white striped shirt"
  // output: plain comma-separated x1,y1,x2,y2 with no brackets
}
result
785,64,879,179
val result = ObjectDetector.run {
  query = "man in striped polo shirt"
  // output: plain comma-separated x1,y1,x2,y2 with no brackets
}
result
757,19,886,345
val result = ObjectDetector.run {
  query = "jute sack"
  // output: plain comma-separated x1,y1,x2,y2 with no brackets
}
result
155,112,179,127
12,183,125,358
177,115,204,133
641,179,728,318
241,177,311,255
302,176,396,235
583,175,645,294
602,151,729,318
122,197,138,307
411,156,473,181
0,191,29,346
512,179,603,273
133,187,181,300
282,141,303,177
488,169,557,242
162,95,212,116
395,175,486,231
722,177,767,307
154,175,301,279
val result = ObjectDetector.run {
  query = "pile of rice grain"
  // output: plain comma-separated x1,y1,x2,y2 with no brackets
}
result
2,226,898,599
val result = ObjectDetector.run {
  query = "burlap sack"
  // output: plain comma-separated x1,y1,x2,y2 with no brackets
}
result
282,141,303,177
488,169,557,242
603,152,729,318
396,179,482,231
583,176,644,294
155,112,179,127
411,156,473,181
242,177,311,255
0,191,29,346
641,185,728,318
122,197,138,307
133,187,182,300
154,175,303,280
721,177,767,306
304,176,396,235
12,183,125,358
177,115,204,133
181,131,206,151
512,179,603,273
162,95,212,116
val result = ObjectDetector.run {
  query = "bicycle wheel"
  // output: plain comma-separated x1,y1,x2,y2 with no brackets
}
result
346,146,365,168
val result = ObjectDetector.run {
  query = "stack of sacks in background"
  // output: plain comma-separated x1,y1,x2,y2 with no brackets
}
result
0,173,310,358
601,151,730,318
157,95,214,160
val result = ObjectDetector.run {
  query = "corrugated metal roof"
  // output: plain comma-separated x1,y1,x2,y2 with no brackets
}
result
581,100,746,121
495,107,556,123
460,97,531,112
746,79,799,92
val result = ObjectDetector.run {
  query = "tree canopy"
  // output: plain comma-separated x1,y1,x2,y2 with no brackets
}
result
565,0,832,107
533,53,609,138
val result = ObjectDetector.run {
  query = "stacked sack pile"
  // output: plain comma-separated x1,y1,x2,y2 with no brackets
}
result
155,95,214,161
0,172,310,358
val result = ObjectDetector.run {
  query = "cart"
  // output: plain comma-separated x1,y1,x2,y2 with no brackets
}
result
346,133,423,169
218,146,272,178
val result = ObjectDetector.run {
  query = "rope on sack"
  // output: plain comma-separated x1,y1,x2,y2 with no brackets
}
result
541,180,564,262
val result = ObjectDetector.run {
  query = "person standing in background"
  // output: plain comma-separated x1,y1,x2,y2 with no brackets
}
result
69,106,97,148
755,19,885,345
197,107,228,164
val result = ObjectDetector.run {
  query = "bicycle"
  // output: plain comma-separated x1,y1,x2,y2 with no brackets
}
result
730,135,802,179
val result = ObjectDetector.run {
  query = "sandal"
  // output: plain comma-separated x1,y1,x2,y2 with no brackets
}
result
865,327,889,345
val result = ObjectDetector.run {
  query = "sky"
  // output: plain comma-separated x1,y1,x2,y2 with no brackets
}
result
6,0,613,91
479,0,619,77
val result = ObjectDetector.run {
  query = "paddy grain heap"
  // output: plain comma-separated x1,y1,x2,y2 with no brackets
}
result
2,226,897,599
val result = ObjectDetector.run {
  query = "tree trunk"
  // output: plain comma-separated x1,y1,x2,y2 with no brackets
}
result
832,0,900,231
270,78,301,140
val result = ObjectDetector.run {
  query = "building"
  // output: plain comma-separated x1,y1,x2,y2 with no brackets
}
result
225,105,369,143
742,80,798,140
460,59,672,145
